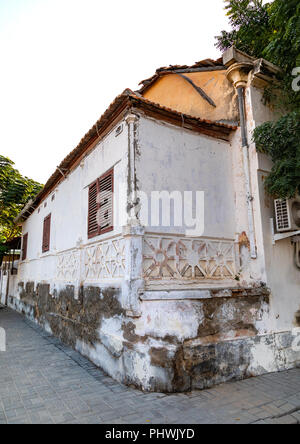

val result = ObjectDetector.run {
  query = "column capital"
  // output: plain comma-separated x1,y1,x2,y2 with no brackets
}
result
226,62,254,89
125,113,139,125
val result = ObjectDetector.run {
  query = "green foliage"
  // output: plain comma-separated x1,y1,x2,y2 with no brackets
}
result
216,0,300,72
263,0,300,72
216,1,271,57
216,0,300,198
253,112,300,198
0,155,43,256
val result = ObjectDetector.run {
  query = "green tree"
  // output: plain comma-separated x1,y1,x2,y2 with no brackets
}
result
0,155,43,257
216,0,300,198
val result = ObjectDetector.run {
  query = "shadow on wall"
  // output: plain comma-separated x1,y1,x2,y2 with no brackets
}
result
296,310,300,327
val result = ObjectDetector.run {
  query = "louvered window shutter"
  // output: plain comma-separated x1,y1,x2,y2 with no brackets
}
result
42,214,51,252
88,181,100,238
22,233,28,261
88,169,113,238
98,171,113,233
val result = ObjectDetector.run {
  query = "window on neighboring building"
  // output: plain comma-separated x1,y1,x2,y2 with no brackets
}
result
42,214,51,253
22,233,28,261
88,169,114,239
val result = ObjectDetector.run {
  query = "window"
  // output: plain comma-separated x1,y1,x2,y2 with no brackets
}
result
22,233,28,261
42,214,51,252
88,169,114,239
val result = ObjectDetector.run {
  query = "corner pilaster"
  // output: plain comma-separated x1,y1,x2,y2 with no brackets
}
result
125,113,140,225
123,113,144,317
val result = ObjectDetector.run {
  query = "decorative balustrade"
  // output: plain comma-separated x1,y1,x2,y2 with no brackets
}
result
84,237,126,280
56,236,126,282
57,250,80,281
17,233,238,287
143,235,238,282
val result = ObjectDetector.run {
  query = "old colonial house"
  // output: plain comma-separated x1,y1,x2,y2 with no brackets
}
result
2,47,300,392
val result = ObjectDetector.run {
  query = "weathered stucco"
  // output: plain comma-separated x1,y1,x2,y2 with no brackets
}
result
8,280,299,392
143,70,239,124
10,279,289,392
135,115,236,240
245,84,300,332
3,55,300,393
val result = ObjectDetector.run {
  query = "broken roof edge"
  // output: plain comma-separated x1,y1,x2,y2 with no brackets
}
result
138,58,226,94
139,47,282,95
15,89,237,223
128,91,237,131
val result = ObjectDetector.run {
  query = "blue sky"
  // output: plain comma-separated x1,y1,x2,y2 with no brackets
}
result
0,0,234,183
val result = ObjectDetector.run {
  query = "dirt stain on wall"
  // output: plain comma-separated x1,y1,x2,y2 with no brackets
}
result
14,282,271,393
295,309,300,327
17,282,124,349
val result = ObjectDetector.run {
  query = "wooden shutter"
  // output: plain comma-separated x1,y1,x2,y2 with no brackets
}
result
22,233,28,261
88,169,114,238
88,181,100,238
42,214,51,253
98,170,113,234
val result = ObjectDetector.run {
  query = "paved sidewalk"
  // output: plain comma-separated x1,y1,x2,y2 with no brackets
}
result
0,307,300,424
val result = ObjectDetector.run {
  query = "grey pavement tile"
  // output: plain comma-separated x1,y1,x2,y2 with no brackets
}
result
291,411,300,423
269,415,298,425
1,307,300,425
8,417,31,424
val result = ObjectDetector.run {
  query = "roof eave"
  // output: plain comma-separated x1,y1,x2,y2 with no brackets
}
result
16,91,236,222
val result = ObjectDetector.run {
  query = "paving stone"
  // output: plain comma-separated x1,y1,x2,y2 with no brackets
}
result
1,307,300,424
291,411,300,423
269,415,298,425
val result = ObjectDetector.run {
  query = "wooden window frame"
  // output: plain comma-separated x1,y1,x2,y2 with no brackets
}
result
88,169,114,239
22,233,28,261
42,214,51,253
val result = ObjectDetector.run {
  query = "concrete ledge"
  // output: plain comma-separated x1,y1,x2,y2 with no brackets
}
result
140,286,270,301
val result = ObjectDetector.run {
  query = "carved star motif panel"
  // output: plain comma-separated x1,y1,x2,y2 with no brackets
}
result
84,237,126,280
57,251,80,281
143,235,237,281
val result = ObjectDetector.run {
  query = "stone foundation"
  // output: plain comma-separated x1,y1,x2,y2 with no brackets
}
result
8,283,300,392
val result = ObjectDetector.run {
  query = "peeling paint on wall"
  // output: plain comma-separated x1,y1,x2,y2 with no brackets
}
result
10,281,297,393
4,75,300,394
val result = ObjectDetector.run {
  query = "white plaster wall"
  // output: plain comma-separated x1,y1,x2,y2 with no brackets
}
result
247,85,300,332
0,273,7,305
17,119,129,289
1,266,19,305
136,116,236,240
135,297,269,342
7,104,299,391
